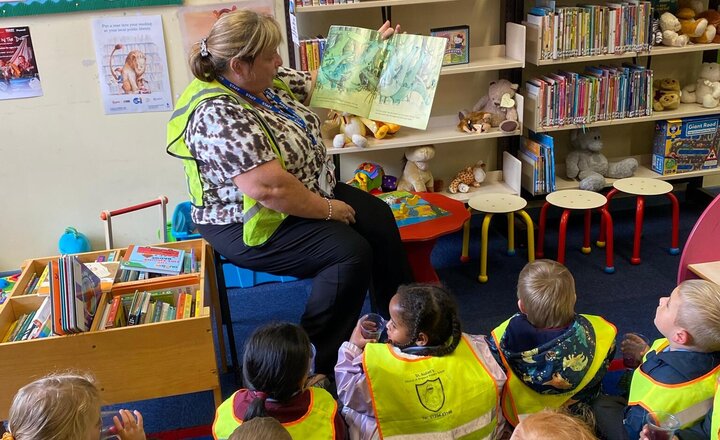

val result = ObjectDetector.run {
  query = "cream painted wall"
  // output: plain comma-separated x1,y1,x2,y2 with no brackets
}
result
0,1,288,270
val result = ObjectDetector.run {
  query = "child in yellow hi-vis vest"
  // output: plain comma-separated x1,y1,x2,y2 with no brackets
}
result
510,408,598,440
212,322,346,440
335,283,507,440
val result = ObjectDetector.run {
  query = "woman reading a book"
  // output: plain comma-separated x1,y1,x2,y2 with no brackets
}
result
167,10,412,375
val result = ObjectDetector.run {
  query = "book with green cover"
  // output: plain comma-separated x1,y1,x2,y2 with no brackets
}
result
310,25,447,130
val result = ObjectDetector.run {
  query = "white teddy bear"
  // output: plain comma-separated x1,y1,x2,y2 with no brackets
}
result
397,145,436,192
660,12,691,46
681,62,720,108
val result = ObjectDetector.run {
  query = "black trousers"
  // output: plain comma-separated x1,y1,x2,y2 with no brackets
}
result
198,183,413,374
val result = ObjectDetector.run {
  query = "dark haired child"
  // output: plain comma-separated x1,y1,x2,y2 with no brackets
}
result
212,322,347,440
335,283,507,439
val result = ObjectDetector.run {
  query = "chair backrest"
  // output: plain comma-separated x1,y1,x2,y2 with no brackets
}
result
677,195,720,283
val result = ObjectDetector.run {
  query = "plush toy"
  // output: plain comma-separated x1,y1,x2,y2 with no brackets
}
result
697,9,720,43
347,162,385,193
676,7,712,43
457,111,492,133
681,62,720,108
660,12,691,46
471,79,520,132
397,145,436,192
323,111,401,148
448,161,486,194
566,128,639,192
653,78,682,111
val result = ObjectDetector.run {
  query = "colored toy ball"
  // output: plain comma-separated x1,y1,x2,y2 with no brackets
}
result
58,227,91,254
382,175,398,192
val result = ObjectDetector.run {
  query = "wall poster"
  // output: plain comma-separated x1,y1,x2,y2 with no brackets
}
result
0,26,43,100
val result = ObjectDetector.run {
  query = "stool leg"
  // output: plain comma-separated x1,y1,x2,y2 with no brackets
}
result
518,210,535,263
601,208,615,273
598,188,618,248
461,207,472,263
537,202,550,258
507,212,516,256
631,195,645,265
479,213,493,283
666,192,680,255
558,209,571,265
582,209,592,254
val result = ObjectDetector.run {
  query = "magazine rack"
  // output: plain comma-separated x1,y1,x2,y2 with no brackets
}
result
0,239,222,421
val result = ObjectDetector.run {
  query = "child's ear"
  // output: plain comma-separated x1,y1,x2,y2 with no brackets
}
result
517,299,525,313
416,332,429,346
673,328,691,346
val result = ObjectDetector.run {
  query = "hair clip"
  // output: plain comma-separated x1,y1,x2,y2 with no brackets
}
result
199,38,209,58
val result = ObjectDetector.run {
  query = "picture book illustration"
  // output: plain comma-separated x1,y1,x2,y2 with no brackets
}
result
310,26,446,130
121,245,186,275
0,26,42,100
92,15,173,114
377,191,449,227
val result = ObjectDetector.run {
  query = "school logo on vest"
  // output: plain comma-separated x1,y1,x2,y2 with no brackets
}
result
416,378,446,412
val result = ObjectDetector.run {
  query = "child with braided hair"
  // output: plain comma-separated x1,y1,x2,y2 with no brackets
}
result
335,283,507,440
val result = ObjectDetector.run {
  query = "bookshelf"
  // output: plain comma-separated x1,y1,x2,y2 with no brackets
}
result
0,239,222,421
290,1,527,199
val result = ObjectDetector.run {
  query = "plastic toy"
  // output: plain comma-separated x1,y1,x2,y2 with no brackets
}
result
58,227,91,254
347,162,385,193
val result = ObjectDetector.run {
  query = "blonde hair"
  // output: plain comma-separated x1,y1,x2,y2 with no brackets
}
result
189,10,282,82
510,409,598,440
229,417,292,440
6,372,101,440
517,259,576,328
675,279,720,352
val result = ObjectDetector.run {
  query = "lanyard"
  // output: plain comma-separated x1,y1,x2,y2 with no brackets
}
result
217,76,317,146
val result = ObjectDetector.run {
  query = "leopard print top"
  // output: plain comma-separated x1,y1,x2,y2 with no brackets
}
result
185,67,335,225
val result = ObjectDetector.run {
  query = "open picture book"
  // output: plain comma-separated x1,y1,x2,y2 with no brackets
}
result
310,25,447,130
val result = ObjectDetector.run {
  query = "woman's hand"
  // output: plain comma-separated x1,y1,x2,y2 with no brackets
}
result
349,319,375,350
329,199,356,224
113,409,146,440
378,20,401,39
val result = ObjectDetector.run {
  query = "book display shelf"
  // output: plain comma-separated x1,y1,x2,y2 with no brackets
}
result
289,0,527,202
520,1,720,194
0,239,223,421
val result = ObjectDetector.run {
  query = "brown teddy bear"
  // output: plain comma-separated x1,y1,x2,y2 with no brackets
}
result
653,78,681,111
697,9,720,43
471,79,519,132
677,7,710,41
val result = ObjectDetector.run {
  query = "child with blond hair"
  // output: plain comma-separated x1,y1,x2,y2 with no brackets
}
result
488,259,616,427
2,372,145,440
228,417,291,440
609,279,720,440
510,408,598,440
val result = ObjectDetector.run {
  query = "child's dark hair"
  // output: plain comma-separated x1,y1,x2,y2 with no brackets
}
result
393,283,462,356
242,322,312,421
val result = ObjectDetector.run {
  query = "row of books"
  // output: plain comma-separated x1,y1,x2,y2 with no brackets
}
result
519,131,557,196
525,63,653,128
295,0,359,6
527,0,652,60
2,295,53,342
96,287,202,330
295,38,327,72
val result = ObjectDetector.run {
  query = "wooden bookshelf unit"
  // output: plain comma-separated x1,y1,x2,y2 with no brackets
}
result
0,239,222,421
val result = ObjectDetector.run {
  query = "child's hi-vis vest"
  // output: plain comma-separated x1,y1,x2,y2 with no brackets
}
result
211,388,338,440
491,314,617,427
363,334,500,439
711,382,719,439
628,338,720,428
166,78,296,247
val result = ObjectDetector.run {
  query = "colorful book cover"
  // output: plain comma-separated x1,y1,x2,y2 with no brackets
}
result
71,256,102,332
311,25,447,130
121,245,185,276
430,25,469,66
376,191,449,228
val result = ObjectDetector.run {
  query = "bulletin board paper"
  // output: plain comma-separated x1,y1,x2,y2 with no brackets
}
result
92,15,173,115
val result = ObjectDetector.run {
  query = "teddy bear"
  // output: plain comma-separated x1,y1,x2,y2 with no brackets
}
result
322,111,401,148
659,12,691,46
697,9,720,43
676,6,712,43
566,128,638,192
681,62,720,108
448,161,486,194
397,145,436,192
471,79,520,132
653,78,682,111
457,111,492,133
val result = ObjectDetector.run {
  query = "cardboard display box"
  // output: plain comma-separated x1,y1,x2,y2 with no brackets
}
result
652,116,720,175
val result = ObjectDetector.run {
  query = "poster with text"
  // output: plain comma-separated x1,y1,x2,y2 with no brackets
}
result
177,1,274,58
0,27,43,100
92,15,172,115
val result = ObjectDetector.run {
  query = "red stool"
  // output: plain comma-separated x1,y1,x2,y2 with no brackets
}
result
537,190,615,273
597,177,679,265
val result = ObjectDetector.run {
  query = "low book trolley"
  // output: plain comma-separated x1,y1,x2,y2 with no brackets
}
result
0,239,222,420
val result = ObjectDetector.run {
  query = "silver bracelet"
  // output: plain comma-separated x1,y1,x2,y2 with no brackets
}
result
324,197,333,221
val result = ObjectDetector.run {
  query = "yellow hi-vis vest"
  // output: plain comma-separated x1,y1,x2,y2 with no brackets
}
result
491,314,617,427
166,78,296,247
711,382,719,439
363,334,500,439
212,388,338,440
628,338,720,428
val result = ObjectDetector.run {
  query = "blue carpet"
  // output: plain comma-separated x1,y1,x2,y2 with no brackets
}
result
108,192,712,436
